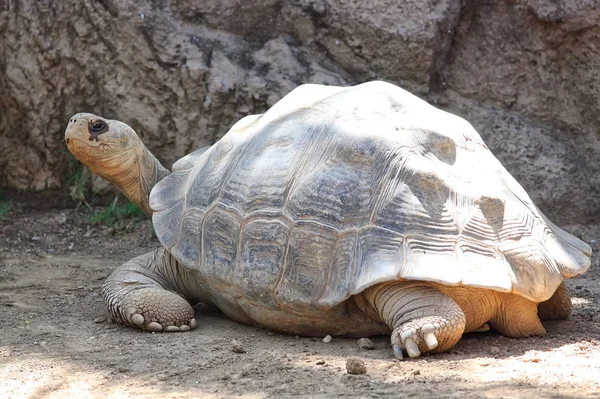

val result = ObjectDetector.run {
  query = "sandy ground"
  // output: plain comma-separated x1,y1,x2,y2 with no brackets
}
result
1,192,599,398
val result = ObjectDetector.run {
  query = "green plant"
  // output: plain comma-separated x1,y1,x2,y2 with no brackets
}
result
89,197,147,233
66,156,91,209
0,192,12,219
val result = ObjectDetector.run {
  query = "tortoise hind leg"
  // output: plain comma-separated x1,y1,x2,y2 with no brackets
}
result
489,292,546,338
103,248,197,332
359,281,466,359
537,282,572,320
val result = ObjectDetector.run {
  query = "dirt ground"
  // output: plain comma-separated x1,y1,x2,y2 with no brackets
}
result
1,192,599,399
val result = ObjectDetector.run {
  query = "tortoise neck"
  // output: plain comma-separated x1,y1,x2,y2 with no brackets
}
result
99,141,170,215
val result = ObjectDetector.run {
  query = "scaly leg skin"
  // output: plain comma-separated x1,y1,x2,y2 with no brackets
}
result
537,282,572,321
490,292,546,338
102,248,197,332
361,281,466,360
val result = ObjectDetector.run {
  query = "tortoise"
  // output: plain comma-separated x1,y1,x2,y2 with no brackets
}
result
64,81,591,359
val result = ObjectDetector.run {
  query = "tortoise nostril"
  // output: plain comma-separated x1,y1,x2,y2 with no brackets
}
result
65,137,70,144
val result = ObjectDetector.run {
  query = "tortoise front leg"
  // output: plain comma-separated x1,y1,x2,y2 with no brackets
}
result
359,281,466,359
537,282,572,320
103,248,197,332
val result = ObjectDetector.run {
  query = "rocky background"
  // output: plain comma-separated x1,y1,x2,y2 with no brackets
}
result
1,0,599,225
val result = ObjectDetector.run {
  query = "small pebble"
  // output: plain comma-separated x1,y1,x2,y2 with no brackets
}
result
316,360,325,365
412,369,421,375
357,338,375,350
322,335,332,343
346,358,367,375
232,341,246,354
93,316,106,324
58,213,67,224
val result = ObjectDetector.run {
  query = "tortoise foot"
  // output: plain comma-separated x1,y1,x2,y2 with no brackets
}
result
102,249,199,333
113,288,197,332
391,315,464,360
361,282,467,361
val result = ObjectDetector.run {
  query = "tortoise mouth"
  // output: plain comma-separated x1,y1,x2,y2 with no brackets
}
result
65,136,107,168
66,133,104,148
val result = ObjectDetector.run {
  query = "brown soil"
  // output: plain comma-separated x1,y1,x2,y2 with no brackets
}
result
1,192,599,398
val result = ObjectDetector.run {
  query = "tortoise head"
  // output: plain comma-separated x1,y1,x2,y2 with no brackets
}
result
65,113,169,215
64,113,141,177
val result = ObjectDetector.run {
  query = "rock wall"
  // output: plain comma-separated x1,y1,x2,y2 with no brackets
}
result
1,0,599,224
440,1,600,225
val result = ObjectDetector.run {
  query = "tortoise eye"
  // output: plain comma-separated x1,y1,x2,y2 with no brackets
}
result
91,121,106,132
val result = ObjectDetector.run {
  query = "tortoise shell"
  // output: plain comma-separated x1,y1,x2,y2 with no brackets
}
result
150,81,590,308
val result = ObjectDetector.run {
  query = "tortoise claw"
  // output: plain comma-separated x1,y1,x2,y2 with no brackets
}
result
405,338,420,358
393,344,404,360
